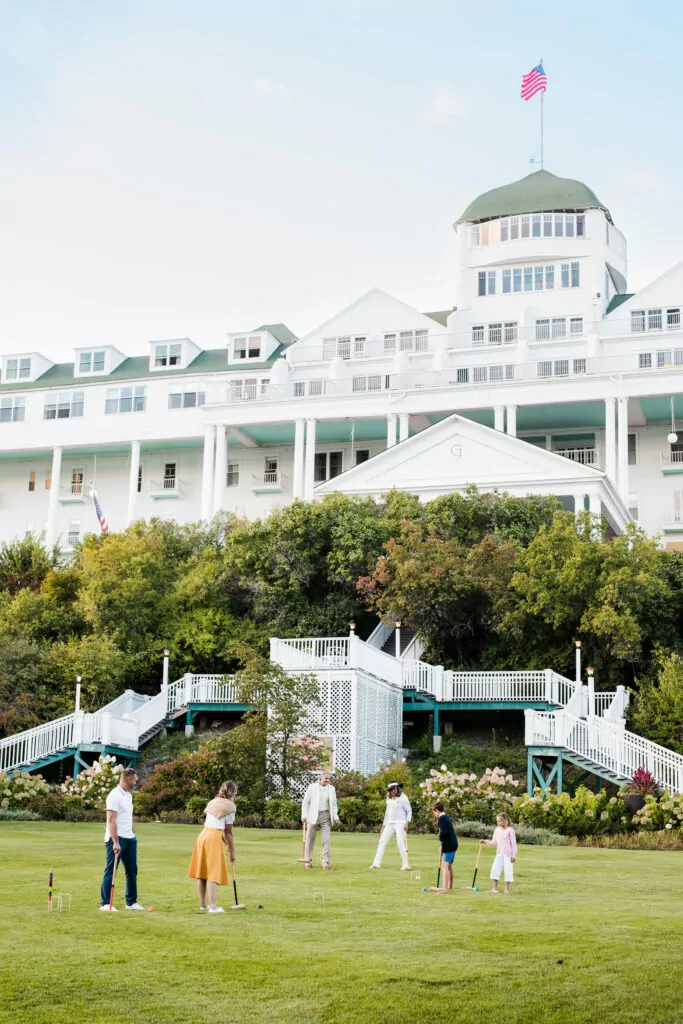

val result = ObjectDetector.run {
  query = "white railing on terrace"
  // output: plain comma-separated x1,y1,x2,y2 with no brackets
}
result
525,710,683,794
190,676,240,704
99,690,150,717
131,691,167,738
252,471,281,487
661,450,683,465
270,637,403,687
554,447,599,466
0,713,77,772
593,692,615,717
150,477,178,493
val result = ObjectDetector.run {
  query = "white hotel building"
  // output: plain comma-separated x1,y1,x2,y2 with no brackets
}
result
4,168,683,550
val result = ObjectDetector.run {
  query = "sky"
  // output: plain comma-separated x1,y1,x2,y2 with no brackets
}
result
2,0,682,360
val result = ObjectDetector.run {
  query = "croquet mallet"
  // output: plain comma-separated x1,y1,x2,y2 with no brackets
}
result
467,841,483,891
436,850,442,889
109,851,119,910
297,821,309,863
227,854,246,910
404,827,412,870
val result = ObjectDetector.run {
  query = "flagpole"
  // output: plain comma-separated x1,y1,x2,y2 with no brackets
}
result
540,56,544,169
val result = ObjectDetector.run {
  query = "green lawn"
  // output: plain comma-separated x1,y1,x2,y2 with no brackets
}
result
1,823,682,1024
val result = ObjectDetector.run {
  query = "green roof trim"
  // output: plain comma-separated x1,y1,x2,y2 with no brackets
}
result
605,293,634,316
254,323,298,346
457,170,612,225
0,344,288,394
424,309,453,327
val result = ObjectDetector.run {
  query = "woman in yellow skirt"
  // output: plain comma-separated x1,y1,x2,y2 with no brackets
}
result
187,780,237,913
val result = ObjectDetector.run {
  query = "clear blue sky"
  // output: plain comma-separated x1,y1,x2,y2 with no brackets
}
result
1,0,681,358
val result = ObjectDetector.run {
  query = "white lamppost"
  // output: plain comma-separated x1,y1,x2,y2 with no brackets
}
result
75,674,82,713
394,619,402,660
575,640,582,684
162,649,170,688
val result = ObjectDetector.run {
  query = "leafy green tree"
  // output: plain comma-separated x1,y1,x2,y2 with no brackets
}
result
0,536,61,594
0,634,47,736
237,657,322,797
630,651,683,754
42,633,131,714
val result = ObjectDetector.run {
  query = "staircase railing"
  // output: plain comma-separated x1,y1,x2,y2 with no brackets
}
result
525,709,683,794
0,713,78,772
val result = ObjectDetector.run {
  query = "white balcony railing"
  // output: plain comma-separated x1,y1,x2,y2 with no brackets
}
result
661,450,683,466
554,447,600,467
149,477,182,497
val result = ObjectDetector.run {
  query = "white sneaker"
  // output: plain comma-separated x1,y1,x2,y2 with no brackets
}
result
125,902,145,911
208,907,226,914
369,865,380,870
99,905,118,912
489,889,499,894
400,865,410,871
199,905,209,911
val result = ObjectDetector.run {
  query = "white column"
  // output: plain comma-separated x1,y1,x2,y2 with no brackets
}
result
494,406,505,432
127,440,141,525
545,434,552,451
386,413,397,448
200,425,216,520
506,405,517,436
588,492,602,518
304,418,317,500
45,446,63,548
574,494,586,518
293,418,306,498
604,398,616,485
617,397,629,502
398,413,410,443
212,425,227,516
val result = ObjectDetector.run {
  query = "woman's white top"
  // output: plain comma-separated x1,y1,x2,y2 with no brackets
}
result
205,812,235,830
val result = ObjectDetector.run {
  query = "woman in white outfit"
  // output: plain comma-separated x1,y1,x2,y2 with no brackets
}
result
370,782,412,870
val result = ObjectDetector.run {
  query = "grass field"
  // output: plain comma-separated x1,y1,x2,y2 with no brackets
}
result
1,822,682,1024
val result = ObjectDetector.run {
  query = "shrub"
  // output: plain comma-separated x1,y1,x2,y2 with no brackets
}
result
61,755,124,810
0,770,51,810
332,771,366,798
235,813,264,828
29,791,67,820
185,795,208,821
0,809,41,821
455,819,566,846
338,796,364,826
626,767,658,796
364,798,387,826
363,760,413,799
632,791,683,831
513,787,628,836
567,830,683,851
419,765,519,823
263,798,300,829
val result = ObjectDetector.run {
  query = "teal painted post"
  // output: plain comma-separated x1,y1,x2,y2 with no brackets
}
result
556,752,563,794
527,750,534,797
433,706,440,737
73,754,81,779
595,775,602,794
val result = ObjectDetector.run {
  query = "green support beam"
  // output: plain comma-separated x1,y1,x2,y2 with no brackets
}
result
527,747,564,796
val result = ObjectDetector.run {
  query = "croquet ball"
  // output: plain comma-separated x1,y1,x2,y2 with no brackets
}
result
147,906,155,912
257,905,264,909
474,888,479,892
421,887,428,892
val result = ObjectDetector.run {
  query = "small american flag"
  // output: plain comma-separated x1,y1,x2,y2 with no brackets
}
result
521,63,547,101
93,491,109,534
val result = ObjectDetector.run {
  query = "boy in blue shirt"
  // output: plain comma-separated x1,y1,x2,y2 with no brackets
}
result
429,801,458,895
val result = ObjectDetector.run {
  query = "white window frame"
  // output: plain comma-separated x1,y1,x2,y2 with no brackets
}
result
168,389,206,410
78,350,106,374
154,343,182,368
105,387,146,414
227,461,240,487
0,396,26,422
44,391,84,420
5,357,32,381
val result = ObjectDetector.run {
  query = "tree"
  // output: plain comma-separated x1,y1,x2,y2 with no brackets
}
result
0,536,61,595
630,651,683,754
236,658,323,797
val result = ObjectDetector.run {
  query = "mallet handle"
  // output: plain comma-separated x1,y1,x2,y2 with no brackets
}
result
109,852,119,910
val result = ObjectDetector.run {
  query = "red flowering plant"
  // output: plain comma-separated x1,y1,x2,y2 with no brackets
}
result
626,766,658,796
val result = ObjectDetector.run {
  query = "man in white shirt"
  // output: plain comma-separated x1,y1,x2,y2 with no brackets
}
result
301,771,340,870
99,767,144,911
370,782,412,870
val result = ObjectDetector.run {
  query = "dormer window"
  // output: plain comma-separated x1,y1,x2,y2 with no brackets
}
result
79,351,106,374
154,343,182,368
233,336,262,360
6,357,31,381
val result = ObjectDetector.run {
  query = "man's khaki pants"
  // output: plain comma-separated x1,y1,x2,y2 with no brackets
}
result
305,811,331,867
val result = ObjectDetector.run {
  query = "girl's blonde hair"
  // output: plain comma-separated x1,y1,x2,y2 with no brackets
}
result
217,780,238,799
497,812,512,827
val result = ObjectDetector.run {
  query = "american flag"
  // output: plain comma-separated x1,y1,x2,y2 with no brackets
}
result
93,491,109,534
521,63,547,101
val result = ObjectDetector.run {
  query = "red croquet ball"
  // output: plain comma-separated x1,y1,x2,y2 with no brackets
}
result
147,906,155,912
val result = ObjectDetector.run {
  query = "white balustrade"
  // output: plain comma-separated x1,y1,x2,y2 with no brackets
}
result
132,692,168,738
0,713,77,772
190,675,239,704
271,637,351,670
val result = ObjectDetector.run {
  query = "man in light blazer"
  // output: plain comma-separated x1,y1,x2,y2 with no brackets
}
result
301,771,339,870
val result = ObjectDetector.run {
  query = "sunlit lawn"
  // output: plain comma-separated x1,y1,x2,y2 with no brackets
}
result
1,822,682,1024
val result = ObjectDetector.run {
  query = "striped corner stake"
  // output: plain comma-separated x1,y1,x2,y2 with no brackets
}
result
48,869,53,913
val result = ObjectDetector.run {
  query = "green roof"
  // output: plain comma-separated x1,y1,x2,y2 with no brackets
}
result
605,293,634,316
0,344,289,394
457,170,611,225
254,323,298,346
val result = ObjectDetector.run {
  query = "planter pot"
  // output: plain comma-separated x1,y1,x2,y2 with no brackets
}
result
622,793,646,816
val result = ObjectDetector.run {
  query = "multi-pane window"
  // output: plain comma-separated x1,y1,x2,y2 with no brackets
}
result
504,322,517,344
352,375,383,393
229,378,269,400
0,396,25,422
648,309,663,331
79,351,106,373
66,520,81,550
471,365,514,384
535,317,583,341
478,272,486,297
383,333,396,352
477,270,496,295
571,262,580,287
535,319,550,341
543,214,553,237
355,449,370,465
570,317,584,336
154,343,182,367
44,392,84,419
70,470,84,496
455,368,469,384
534,266,544,290
163,463,177,490
105,387,146,414
473,212,585,247
473,322,517,346
639,352,652,369
631,311,646,333
5,357,31,380
472,326,485,346
488,324,502,346
473,366,487,383
168,390,206,409
397,330,428,352
513,267,522,292
502,269,511,293
668,308,681,329
233,336,262,360
227,462,240,487
560,263,580,288
314,451,343,483
573,358,587,374
524,267,533,291
537,360,578,378
309,379,325,396
545,265,554,289
294,382,305,397
632,308,682,333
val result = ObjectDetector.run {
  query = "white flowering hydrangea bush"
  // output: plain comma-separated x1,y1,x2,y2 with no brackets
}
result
61,755,124,810
0,770,50,810
420,765,519,824
632,791,683,831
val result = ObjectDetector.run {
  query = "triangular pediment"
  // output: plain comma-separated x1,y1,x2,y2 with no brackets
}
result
315,414,604,496
298,288,438,348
